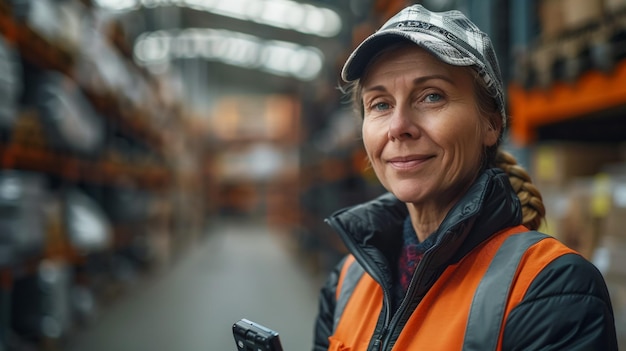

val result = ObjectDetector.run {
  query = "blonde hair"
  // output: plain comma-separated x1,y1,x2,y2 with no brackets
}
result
495,150,545,230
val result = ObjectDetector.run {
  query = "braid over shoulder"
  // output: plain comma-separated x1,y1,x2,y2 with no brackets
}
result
495,150,546,230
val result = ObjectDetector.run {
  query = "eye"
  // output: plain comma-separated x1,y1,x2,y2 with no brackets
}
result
424,93,443,103
373,101,391,111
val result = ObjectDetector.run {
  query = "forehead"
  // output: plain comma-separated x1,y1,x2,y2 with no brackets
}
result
361,44,473,88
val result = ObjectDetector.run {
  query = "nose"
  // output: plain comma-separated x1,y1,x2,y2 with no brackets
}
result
388,106,420,141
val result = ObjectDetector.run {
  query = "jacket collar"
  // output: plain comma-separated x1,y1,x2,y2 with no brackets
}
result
326,168,523,283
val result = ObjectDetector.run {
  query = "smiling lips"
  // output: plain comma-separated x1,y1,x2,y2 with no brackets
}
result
387,155,434,170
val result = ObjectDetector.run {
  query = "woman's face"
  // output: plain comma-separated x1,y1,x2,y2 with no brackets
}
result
360,44,499,209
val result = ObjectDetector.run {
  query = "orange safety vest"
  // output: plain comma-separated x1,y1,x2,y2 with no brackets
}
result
329,225,577,351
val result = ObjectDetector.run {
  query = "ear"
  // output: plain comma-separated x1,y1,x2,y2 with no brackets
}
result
482,118,501,147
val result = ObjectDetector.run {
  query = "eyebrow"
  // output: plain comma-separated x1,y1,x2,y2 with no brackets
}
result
362,74,455,93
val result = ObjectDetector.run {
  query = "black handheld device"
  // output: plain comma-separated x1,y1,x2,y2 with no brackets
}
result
232,318,284,351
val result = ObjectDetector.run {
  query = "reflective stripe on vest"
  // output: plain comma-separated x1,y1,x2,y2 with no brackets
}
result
334,255,364,332
331,225,576,351
462,231,549,351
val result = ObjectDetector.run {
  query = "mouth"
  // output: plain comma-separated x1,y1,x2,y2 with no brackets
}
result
387,155,435,170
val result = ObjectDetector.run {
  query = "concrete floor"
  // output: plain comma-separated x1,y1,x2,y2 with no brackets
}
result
61,219,326,351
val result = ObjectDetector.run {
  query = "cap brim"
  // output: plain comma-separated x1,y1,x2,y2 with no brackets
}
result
341,30,476,82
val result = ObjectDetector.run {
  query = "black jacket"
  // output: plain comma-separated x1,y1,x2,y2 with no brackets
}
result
313,169,618,350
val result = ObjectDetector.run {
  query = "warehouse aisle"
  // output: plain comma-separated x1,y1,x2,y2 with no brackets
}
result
61,219,325,351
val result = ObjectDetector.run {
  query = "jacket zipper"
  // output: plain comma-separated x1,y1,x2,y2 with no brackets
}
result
377,257,430,350
379,241,445,350
373,341,381,351
329,217,447,351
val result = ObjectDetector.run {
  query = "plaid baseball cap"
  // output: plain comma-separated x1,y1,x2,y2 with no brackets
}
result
341,4,506,126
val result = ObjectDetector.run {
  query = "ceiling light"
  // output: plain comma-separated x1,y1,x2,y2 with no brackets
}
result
134,28,324,80
96,0,342,38
94,0,139,11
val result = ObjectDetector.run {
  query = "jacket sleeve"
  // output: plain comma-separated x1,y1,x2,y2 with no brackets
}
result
312,256,346,351
502,253,618,351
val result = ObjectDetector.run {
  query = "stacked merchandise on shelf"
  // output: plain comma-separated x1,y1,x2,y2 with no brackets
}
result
0,171,47,276
523,0,626,88
510,0,626,347
530,142,625,257
0,171,49,346
534,153,626,348
591,167,626,347
0,0,206,349
0,30,19,135
509,0,626,142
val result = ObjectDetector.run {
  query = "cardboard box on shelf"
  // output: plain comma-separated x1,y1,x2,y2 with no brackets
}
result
557,179,601,259
538,0,565,39
557,171,626,258
561,0,604,31
532,142,623,191
605,0,626,13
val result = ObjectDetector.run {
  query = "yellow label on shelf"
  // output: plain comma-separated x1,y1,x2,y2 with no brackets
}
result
591,173,611,217
535,146,557,181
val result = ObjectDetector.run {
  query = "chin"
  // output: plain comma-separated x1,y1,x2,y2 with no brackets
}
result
394,193,425,204
389,184,429,204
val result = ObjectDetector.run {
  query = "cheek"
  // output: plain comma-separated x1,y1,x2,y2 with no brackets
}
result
362,122,381,157
361,122,388,178
437,120,484,167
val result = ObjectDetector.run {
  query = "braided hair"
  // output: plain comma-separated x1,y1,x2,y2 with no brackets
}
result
472,71,546,230
495,150,546,230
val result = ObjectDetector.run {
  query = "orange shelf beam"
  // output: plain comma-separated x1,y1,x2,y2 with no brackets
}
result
509,59,626,145
0,144,171,189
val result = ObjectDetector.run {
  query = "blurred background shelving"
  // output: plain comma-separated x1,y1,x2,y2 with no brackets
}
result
0,0,624,350
0,1,207,349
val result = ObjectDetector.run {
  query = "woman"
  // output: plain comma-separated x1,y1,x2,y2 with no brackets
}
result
313,4,617,351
